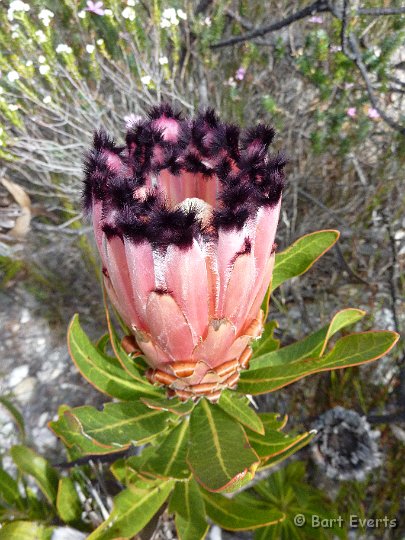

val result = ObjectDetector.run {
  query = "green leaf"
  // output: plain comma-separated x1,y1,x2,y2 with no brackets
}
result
248,428,315,462
56,477,82,523
202,491,285,531
104,298,148,379
10,446,59,506
0,397,25,439
217,391,264,435
62,401,174,449
145,421,191,480
169,479,209,540
252,320,280,357
271,230,340,291
187,400,259,493
238,331,399,395
259,413,288,432
49,407,120,456
68,314,161,400
96,333,111,354
0,521,53,540
141,396,195,416
251,308,366,370
0,469,24,509
87,480,174,540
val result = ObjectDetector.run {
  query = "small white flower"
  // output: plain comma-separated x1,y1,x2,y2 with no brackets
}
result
160,19,171,28
38,55,46,63
163,8,176,19
39,64,50,75
26,60,33,66
122,7,135,20
96,38,104,45
38,8,54,26
86,44,95,54
43,95,52,104
56,44,73,54
7,1,30,22
9,104,19,111
127,0,136,5
7,71,20,82
159,56,168,65
177,9,187,20
104,8,113,16
78,10,86,19
11,24,20,31
12,32,19,39
140,75,151,85
35,30,47,43
203,16,211,26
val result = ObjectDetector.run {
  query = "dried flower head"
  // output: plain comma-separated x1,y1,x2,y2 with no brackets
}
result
83,104,285,401
311,406,382,481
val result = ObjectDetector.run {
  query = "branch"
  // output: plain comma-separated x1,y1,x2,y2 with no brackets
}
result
211,0,329,49
358,7,405,16
347,33,405,135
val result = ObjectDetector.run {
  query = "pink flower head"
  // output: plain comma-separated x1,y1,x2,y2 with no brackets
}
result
347,107,357,118
86,1,105,16
235,67,246,81
308,15,323,24
83,104,285,401
367,107,380,120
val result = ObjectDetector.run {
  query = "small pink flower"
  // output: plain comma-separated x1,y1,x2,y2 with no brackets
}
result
347,107,357,118
86,1,105,16
235,67,246,81
308,15,323,24
367,107,380,120
84,104,285,401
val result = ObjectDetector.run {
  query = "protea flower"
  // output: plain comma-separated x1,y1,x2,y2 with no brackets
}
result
83,104,285,401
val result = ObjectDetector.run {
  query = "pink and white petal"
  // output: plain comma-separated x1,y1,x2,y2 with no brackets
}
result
103,234,142,329
245,252,276,325
253,202,281,274
164,240,209,341
146,292,195,361
215,228,248,316
222,251,256,331
103,274,133,329
123,239,156,330
133,328,172,369
193,318,236,368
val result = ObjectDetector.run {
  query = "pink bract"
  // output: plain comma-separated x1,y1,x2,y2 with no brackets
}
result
84,104,285,401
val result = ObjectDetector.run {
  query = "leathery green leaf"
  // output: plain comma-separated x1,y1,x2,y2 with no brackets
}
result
145,421,191,479
0,397,25,439
187,399,259,493
64,401,175,449
68,314,161,400
169,479,209,540
258,431,316,471
87,480,174,540
104,294,148,378
56,477,82,523
10,446,59,506
247,426,315,461
49,406,122,456
271,230,340,291
251,308,366,370
202,490,285,531
217,391,264,434
0,521,53,540
252,320,280,357
238,331,399,395
0,468,24,509
141,395,195,416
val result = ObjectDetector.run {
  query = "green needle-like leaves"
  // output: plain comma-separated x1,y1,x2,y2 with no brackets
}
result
188,400,259,492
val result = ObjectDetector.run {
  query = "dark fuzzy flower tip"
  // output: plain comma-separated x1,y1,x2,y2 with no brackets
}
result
83,103,286,244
